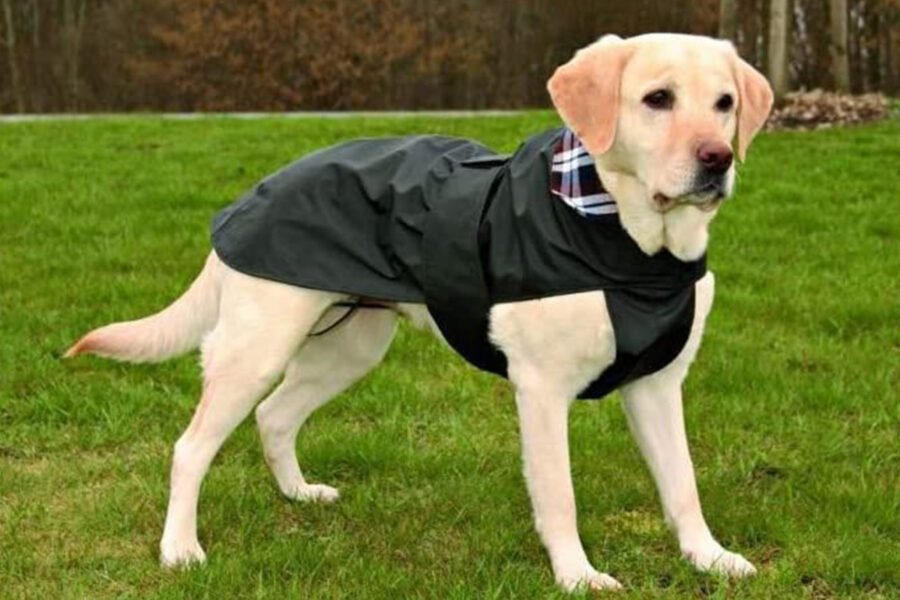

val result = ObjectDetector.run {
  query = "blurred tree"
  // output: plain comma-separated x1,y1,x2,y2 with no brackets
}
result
880,1,898,92
1,0,24,112
769,0,790,101
831,0,851,90
719,0,739,41
0,0,896,114
61,0,89,110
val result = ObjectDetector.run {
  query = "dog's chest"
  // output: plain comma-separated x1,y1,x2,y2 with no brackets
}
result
488,291,618,397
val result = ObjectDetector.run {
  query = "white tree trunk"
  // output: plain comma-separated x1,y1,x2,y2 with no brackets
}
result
768,0,790,102
830,0,851,91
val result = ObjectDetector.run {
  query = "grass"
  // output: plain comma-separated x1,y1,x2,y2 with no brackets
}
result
1,112,899,599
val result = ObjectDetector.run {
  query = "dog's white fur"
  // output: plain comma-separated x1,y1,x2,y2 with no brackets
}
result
67,33,773,591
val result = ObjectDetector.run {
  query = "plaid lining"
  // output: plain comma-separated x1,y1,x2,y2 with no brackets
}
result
550,129,617,217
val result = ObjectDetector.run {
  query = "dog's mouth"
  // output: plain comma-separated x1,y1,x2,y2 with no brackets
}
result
652,184,726,213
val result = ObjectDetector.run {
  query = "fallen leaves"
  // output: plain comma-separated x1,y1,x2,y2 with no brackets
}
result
765,89,892,131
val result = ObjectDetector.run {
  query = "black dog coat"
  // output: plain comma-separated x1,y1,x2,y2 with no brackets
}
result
212,128,707,399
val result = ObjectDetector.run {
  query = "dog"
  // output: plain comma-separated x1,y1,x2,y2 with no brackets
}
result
66,33,773,591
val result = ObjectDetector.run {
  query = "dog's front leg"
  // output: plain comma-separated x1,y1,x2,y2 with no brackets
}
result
515,387,622,592
621,374,756,577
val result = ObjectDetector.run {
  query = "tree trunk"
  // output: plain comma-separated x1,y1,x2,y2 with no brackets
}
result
885,7,898,95
865,2,880,93
753,0,770,77
768,0,790,102
30,0,41,112
1,0,25,112
62,0,87,111
719,0,739,43
829,0,851,91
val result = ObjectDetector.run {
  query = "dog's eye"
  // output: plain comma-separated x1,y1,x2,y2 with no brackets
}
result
642,89,673,110
715,94,734,112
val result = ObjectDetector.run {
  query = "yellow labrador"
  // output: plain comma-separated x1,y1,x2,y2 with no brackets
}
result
67,33,773,591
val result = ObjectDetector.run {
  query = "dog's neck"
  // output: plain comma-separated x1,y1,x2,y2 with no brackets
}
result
594,165,716,262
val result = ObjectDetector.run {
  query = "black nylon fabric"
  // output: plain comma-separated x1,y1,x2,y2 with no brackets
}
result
212,128,707,399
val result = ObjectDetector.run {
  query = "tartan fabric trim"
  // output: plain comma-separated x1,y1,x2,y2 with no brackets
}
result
550,129,617,217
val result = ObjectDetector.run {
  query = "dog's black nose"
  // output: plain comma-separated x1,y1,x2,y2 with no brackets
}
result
696,141,733,174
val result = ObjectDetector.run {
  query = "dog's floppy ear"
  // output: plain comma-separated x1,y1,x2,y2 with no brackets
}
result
731,52,774,161
547,35,632,156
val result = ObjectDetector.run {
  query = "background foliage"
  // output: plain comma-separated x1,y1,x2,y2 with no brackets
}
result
0,0,897,113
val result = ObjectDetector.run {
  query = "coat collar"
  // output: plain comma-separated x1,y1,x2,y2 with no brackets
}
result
550,128,617,217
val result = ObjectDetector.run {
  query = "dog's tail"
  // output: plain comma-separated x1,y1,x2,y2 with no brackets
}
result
65,252,220,363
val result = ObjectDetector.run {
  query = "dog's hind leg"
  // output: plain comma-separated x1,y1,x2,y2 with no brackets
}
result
255,307,397,502
159,272,339,568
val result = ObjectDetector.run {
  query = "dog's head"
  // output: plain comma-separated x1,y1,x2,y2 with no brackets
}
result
548,33,773,212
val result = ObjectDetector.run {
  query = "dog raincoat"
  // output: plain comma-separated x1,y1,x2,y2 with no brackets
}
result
212,128,707,399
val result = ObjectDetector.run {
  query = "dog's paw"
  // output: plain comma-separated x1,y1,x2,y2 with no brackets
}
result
555,564,623,593
159,537,206,568
284,483,340,503
682,540,757,577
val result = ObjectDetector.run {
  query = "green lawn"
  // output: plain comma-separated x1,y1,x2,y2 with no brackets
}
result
1,113,899,599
